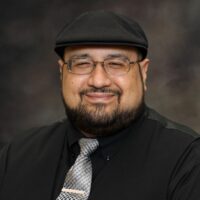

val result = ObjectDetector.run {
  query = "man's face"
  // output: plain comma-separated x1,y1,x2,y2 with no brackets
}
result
59,46,149,137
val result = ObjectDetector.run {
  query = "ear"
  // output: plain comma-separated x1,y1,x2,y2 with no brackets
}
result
139,58,149,91
58,59,64,80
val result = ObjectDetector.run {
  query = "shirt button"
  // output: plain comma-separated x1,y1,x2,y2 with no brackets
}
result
106,156,110,161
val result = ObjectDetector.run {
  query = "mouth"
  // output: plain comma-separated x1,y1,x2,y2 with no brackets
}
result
80,88,121,104
84,92,117,104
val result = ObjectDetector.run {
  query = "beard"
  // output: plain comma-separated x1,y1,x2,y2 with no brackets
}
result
62,88,145,137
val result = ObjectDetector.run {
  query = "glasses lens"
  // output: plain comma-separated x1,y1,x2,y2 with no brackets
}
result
68,57,131,75
70,58,93,74
105,58,129,75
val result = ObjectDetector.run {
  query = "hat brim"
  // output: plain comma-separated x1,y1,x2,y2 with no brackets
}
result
55,41,147,60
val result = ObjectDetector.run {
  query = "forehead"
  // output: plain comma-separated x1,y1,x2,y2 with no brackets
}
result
63,45,138,59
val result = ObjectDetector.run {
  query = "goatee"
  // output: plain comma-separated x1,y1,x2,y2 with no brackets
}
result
63,96,145,137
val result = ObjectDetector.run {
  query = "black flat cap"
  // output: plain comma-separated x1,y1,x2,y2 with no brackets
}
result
55,10,148,59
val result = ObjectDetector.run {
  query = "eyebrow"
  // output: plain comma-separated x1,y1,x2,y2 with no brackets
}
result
105,54,129,60
69,53,129,60
69,54,90,59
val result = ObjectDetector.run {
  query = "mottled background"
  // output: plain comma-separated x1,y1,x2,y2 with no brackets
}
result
0,0,200,145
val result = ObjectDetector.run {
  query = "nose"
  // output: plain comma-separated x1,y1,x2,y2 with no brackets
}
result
87,63,112,88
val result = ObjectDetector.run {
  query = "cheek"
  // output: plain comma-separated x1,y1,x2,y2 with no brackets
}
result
62,75,86,107
117,74,144,109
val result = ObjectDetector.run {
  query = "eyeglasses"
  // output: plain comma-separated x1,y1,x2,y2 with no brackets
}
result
63,57,139,76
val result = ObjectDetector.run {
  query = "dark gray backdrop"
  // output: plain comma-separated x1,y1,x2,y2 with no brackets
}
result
0,0,200,144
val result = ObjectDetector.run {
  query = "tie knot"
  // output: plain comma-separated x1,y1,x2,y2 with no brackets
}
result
79,138,99,156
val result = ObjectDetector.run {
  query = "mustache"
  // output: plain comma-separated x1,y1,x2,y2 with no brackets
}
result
80,88,122,96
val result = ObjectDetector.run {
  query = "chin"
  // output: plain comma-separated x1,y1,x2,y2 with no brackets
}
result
64,101,145,137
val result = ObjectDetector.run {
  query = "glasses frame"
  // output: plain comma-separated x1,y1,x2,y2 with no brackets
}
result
63,57,140,76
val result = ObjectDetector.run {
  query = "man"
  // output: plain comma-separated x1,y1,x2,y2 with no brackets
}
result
0,10,200,200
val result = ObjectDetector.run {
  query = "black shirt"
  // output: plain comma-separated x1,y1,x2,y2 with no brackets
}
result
56,106,146,195
0,106,200,200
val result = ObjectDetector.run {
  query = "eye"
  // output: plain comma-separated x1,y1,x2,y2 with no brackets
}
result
107,61,125,68
73,60,92,68
76,62,90,67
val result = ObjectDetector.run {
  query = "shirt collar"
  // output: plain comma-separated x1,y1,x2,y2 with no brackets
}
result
66,121,83,148
66,105,147,159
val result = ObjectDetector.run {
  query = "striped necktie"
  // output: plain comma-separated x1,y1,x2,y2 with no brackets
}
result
56,138,99,200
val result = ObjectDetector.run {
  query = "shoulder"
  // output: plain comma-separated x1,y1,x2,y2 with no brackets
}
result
145,106,199,140
141,106,200,166
167,136,200,198
10,119,68,148
0,119,69,179
0,119,71,194
1,119,70,164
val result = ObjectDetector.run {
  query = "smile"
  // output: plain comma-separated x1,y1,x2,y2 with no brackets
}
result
84,92,117,103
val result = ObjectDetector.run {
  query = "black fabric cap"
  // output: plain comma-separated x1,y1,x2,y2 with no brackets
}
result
55,10,148,59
